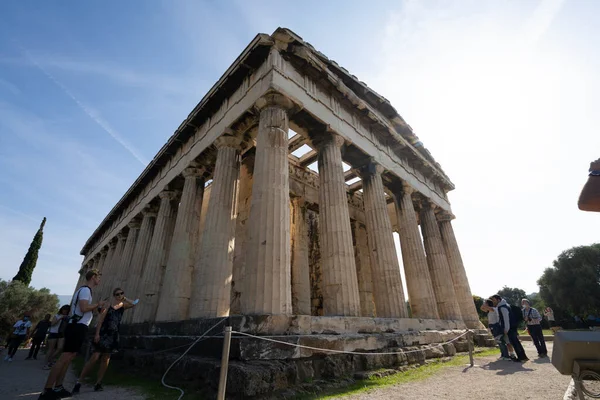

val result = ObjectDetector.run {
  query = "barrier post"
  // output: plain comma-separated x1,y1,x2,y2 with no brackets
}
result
468,330,474,367
217,326,233,400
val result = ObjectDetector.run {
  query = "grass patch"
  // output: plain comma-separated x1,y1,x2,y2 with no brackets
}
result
294,348,500,400
71,357,205,400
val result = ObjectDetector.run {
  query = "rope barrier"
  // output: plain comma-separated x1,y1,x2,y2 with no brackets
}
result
230,329,471,356
160,318,227,400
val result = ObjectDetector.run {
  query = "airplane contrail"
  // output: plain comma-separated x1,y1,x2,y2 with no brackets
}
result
19,46,148,166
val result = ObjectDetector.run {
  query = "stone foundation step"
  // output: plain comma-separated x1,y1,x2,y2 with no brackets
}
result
121,330,477,361
120,343,477,398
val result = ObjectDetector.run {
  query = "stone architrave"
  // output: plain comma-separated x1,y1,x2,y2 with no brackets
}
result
156,166,205,322
360,162,407,318
315,132,360,316
123,207,157,323
290,197,311,315
138,191,179,323
392,184,439,319
437,213,484,329
243,94,293,315
419,201,462,320
189,134,242,318
351,220,375,317
113,221,141,290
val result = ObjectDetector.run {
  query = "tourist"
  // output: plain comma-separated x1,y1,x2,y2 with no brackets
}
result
491,294,529,362
38,269,105,400
44,305,71,370
72,287,137,394
4,313,33,362
26,314,52,360
544,306,558,333
521,299,548,357
481,299,517,361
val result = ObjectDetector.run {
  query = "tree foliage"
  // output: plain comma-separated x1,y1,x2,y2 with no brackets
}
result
0,280,58,340
13,217,46,286
538,244,600,317
496,286,527,306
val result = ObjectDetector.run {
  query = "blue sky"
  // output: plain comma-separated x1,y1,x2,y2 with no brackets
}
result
1,0,599,299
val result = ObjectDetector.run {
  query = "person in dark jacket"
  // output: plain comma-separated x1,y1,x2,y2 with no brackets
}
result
26,314,52,360
491,294,529,362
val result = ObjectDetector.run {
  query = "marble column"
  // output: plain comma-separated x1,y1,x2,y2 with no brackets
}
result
438,213,483,328
360,163,407,318
419,201,462,320
351,220,376,317
123,207,157,323
231,157,254,314
103,232,127,299
113,221,141,290
189,134,242,318
315,132,360,316
243,95,292,315
291,197,311,315
392,184,439,319
98,239,117,302
97,248,108,274
156,166,205,321
138,191,179,323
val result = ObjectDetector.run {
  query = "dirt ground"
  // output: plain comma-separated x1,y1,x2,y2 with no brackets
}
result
0,349,145,400
0,342,579,400
338,342,573,399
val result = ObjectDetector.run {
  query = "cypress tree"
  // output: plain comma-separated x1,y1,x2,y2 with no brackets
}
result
13,217,46,286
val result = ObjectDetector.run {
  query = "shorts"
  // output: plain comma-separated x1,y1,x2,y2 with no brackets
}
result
63,323,89,353
48,333,62,340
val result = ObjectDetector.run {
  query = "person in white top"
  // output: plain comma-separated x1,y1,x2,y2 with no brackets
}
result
38,268,105,400
44,305,71,369
4,313,32,362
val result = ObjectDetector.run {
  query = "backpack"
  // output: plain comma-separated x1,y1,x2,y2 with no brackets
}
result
498,304,522,330
69,286,92,323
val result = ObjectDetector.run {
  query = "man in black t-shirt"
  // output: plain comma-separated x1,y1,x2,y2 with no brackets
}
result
25,314,51,360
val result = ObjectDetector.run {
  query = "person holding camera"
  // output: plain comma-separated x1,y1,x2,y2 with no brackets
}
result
38,268,106,400
521,298,547,357
72,287,137,393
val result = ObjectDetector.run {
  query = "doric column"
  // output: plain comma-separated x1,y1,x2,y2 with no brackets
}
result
290,197,311,315
189,134,242,318
123,207,157,323
315,132,360,316
97,248,109,273
419,201,462,320
156,166,206,321
437,213,483,328
113,221,141,289
351,220,376,317
392,184,439,319
243,94,292,315
139,190,179,323
98,239,117,302
231,157,254,314
103,232,127,298
360,163,407,318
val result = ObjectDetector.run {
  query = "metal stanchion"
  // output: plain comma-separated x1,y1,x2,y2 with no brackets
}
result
468,330,474,367
217,326,233,400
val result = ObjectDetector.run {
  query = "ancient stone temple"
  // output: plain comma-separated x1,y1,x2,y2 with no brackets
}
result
75,28,489,396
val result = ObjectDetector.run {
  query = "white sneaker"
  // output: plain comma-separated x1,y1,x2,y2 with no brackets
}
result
3,356,8,361
7,357,12,362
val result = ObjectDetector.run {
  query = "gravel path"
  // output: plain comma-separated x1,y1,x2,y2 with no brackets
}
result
338,342,572,399
0,349,145,400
